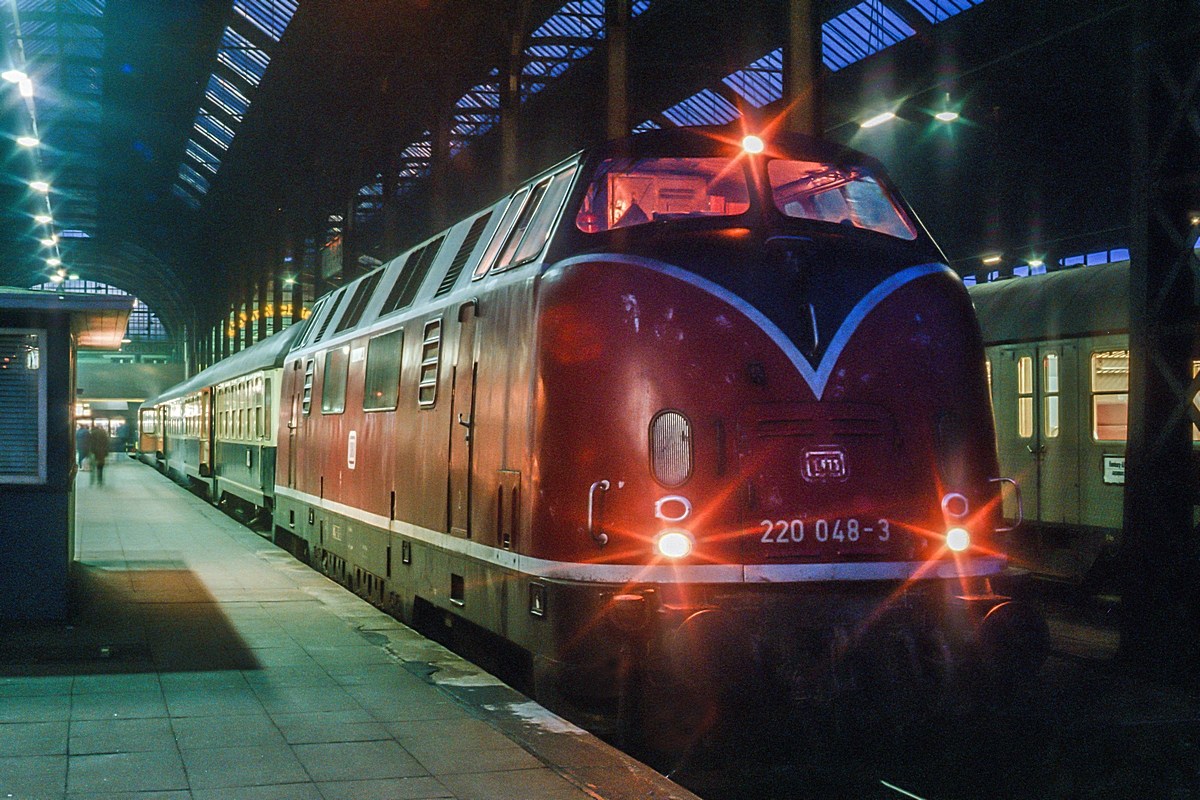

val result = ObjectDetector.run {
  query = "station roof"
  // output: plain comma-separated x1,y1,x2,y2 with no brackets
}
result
0,285,133,348
0,0,1132,339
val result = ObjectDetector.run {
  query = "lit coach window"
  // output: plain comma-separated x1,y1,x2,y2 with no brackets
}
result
650,410,692,487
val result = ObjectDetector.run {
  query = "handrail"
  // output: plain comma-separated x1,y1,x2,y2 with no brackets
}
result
989,477,1022,533
588,480,610,546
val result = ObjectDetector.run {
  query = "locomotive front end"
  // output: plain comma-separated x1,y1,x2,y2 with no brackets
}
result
529,129,1038,736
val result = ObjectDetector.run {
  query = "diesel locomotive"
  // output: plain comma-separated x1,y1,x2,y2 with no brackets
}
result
146,127,1039,739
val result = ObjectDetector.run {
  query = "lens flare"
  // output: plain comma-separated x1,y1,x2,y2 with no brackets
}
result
655,530,694,558
946,527,971,552
742,135,765,154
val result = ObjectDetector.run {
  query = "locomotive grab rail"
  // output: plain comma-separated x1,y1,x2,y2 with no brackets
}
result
588,480,610,547
989,477,1022,533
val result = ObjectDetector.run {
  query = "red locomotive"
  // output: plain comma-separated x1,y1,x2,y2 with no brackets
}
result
270,126,1040,739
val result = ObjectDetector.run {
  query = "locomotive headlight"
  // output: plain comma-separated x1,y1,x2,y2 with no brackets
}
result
742,134,765,154
655,529,694,559
946,526,971,552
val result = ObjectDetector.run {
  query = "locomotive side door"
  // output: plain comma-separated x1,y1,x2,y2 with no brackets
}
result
287,359,305,489
447,302,478,538
1035,344,1080,526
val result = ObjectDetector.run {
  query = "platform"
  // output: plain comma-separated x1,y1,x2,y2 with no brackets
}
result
0,456,699,800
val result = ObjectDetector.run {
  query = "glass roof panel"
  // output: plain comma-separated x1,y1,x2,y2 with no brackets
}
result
186,139,222,174
661,88,740,126
823,0,916,71
178,163,210,195
205,74,250,120
194,111,235,149
172,184,201,209
722,47,783,108
905,0,981,23
632,119,661,133
218,26,270,88
233,0,298,43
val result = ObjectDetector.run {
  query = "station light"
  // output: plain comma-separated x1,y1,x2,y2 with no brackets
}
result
16,135,38,147
982,254,1002,265
68,273,78,280
18,77,33,98
1,69,26,83
46,257,60,266
1029,259,1044,268
283,277,295,286
946,526,971,552
860,111,896,129
742,134,765,154
48,273,63,283
29,180,49,192
40,237,56,246
34,214,51,224
934,111,959,122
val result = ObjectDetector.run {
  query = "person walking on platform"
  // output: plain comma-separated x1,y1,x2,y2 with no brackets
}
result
75,424,90,469
89,425,110,485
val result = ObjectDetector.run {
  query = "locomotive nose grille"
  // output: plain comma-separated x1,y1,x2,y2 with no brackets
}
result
651,410,692,487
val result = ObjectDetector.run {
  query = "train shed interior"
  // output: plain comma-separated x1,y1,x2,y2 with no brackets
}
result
1,1,1199,798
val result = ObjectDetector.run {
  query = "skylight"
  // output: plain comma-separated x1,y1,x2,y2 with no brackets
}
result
823,0,916,71
632,119,661,133
172,185,201,209
905,0,984,24
178,164,211,195
217,27,270,88
723,48,783,108
233,0,298,43
186,139,222,173
661,88,740,127
205,74,251,120
194,111,235,150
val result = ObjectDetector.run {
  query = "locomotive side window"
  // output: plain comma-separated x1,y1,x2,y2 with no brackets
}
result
1017,356,1033,438
301,358,315,415
1043,353,1060,438
313,288,347,343
380,237,446,316
364,328,404,412
418,320,442,408
322,347,349,415
767,160,917,240
1091,350,1128,441
575,157,750,233
507,166,578,268
334,270,384,334
474,188,530,279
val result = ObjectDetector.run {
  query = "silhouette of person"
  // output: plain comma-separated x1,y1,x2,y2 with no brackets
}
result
89,426,110,485
75,424,90,468
614,200,649,228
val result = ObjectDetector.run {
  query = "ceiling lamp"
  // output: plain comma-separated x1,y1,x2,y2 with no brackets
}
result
860,111,896,129
40,236,56,246
68,273,79,280
29,180,49,192
982,254,1002,265
935,110,959,122
34,214,51,224
18,77,33,98
16,135,38,147
1,69,26,83
48,273,63,283
46,257,61,266
1029,259,1045,268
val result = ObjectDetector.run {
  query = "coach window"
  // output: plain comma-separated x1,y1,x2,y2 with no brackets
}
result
1091,350,1128,441
255,377,264,438
418,320,442,408
264,377,272,440
322,346,349,414
1043,353,1060,438
364,328,404,411
1017,356,1033,438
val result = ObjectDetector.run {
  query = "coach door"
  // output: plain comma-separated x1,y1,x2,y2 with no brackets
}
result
1007,344,1080,525
447,302,478,538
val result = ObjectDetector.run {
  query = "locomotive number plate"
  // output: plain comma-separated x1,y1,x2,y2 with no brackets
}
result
759,517,891,545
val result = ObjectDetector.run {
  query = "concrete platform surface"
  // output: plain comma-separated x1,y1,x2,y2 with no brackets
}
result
0,456,700,800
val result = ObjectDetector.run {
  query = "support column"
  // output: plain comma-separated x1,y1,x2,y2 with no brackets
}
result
257,268,268,343
605,0,630,141
1119,0,1200,677
241,269,254,352
783,0,821,136
500,2,529,190
430,99,453,230
273,240,285,333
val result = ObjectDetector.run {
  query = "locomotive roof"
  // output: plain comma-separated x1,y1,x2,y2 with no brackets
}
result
969,260,1130,345
146,318,310,408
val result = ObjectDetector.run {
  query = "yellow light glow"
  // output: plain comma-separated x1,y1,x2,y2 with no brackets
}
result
1029,259,1044,268
742,135,765,154
982,254,1002,265
946,527,971,552
655,530,694,559
49,274,63,283
861,111,896,129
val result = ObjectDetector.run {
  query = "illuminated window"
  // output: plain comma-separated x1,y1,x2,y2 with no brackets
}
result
768,160,917,240
1091,350,1127,441
1043,353,1059,438
1017,356,1033,438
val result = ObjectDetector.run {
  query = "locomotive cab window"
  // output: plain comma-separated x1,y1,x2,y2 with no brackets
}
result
322,347,349,415
575,157,750,233
767,160,917,240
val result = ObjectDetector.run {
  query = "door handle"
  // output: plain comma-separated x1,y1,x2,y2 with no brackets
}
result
457,413,471,427
588,480,610,547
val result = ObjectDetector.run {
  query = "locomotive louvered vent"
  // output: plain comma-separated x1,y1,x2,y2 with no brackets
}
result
380,236,446,316
334,270,383,334
650,410,692,487
436,213,492,297
0,331,43,482
313,288,347,342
